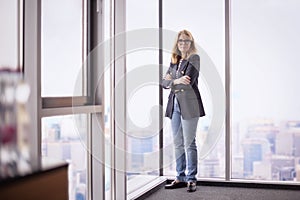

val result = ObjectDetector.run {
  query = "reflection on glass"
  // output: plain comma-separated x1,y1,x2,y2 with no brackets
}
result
42,115,88,200
126,0,159,193
232,0,300,181
41,0,84,97
126,51,160,193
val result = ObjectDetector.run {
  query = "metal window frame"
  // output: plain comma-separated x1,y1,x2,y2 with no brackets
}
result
225,0,232,182
157,0,231,181
41,0,90,108
87,0,106,199
24,0,42,171
23,1,106,200
158,0,164,177
111,0,127,199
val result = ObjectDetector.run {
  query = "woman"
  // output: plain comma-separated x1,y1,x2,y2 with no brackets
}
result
162,30,205,192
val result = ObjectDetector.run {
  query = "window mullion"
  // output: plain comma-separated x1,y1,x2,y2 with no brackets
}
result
225,0,232,181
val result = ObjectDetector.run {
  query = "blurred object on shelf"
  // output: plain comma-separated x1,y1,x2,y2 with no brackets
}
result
0,68,31,179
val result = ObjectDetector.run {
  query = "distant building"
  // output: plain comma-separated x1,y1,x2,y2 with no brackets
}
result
293,132,300,157
127,135,157,173
276,131,293,155
200,158,220,177
242,138,270,177
279,167,295,181
247,119,278,154
277,121,300,156
232,155,244,178
271,155,294,180
253,161,272,180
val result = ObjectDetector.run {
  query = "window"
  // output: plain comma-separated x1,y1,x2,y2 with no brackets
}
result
23,1,300,200
42,115,88,199
163,0,225,179
231,0,300,182
41,0,86,97
0,0,21,71
39,1,97,200
126,0,160,193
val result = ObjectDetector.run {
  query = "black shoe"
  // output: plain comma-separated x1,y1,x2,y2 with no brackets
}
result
187,182,196,192
165,180,187,189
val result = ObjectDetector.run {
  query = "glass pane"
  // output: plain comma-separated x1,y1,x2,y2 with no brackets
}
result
104,0,112,198
232,0,300,182
163,0,225,179
126,0,159,194
41,0,84,97
42,115,88,200
0,0,19,71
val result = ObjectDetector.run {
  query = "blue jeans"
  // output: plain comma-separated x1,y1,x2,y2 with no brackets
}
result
171,97,199,183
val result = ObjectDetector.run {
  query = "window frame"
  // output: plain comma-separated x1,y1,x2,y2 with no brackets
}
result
22,0,300,199
24,0,106,200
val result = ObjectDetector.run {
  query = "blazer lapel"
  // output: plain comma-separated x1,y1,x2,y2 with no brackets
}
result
178,60,189,75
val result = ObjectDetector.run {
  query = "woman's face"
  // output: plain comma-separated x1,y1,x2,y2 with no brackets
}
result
177,34,192,55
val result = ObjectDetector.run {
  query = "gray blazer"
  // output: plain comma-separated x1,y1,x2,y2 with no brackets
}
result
161,54,205,119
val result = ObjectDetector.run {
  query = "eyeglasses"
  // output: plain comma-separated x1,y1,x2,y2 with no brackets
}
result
177,39,192,44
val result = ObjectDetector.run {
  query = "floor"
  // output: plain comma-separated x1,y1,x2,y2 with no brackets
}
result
137,182,300,200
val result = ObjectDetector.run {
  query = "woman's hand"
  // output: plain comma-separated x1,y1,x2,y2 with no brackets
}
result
174,75,191,85
164,74,172,80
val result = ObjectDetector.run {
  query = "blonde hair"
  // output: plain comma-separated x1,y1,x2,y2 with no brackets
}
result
171,30,197,64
